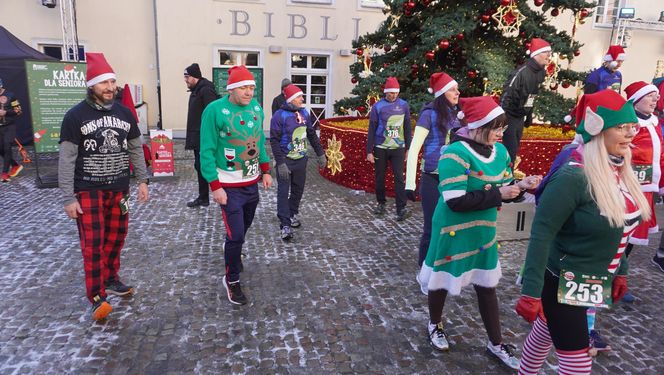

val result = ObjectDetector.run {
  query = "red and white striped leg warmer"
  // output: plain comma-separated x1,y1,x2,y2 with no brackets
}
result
556,348,592,375
519,317,553,375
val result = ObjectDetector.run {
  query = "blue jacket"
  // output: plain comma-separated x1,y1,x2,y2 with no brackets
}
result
270,103,324,166
416,102,461,173
366,98,412,153
584,66,622,94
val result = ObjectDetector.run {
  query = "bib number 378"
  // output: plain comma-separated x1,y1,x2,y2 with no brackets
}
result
557,269,612,308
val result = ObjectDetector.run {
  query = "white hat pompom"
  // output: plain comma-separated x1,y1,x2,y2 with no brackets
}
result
457,111,465,120
564,114,572,123
428,87,434,94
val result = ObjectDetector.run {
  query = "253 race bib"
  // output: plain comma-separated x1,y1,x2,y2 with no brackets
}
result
557,269,612,308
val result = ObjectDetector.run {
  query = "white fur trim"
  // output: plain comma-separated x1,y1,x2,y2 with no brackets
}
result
226,79,256,90
617,52,626,60
442,190,466,202
628,237,650,246
604,53,626,62
530,46,551,57
628,84,658,103
418,261,502,296
286,91,303,103
384,88,400,93
572,134,584,144
466,106,505,129
86,72,117,87
434,80,458,98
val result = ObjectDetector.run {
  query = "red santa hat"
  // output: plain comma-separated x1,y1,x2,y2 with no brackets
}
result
603,45,626,62
85,52,116,87
625,81,658,104
283,84,303,103
384,77,400,93
528,38,551,57
428,72,457,98
457,96,505,129
226,65,255,90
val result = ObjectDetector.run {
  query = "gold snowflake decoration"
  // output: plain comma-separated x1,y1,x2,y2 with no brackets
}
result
491,1,526,38
325,134,345,176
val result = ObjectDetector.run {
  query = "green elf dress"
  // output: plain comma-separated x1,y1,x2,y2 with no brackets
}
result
418,138,513,295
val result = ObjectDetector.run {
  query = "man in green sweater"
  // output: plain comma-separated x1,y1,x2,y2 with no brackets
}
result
199,66,272,305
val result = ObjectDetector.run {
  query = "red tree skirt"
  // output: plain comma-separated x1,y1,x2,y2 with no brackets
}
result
319,117,568,195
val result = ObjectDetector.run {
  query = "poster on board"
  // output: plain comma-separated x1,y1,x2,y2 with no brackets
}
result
150,129,175,177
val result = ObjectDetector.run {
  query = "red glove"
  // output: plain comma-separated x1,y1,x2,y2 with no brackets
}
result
515,295,543,323
612,275,628,302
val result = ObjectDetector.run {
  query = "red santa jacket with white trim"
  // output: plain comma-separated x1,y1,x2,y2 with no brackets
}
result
630,113,664,194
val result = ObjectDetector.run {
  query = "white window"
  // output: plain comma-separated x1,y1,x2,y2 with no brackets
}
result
288,53,332,127
359,0,385,8
217,49,261,68
38,43,85,61
593,0,624,28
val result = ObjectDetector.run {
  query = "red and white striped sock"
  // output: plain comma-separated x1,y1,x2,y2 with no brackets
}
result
518,317,553,375
556,348,592,375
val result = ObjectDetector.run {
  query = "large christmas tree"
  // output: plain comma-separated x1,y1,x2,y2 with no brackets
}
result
335,0,595,125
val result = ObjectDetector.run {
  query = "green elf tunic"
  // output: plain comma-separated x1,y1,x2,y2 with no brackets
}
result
418,139,513,295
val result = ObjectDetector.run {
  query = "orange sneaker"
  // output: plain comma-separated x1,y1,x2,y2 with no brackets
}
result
1,173,9,182
91,295,112,321
8,164,23,178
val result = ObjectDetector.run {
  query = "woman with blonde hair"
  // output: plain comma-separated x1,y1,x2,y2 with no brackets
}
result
516,90,651,375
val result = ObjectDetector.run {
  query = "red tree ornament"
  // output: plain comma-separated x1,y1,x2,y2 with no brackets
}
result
357,105,367,113
500,0,511,6
534,0,544,7
549,83,558,90
356,48,364,56
425,51,435,60
456,32,465,40
467,70,477,79
438,39,450,49
481,14,491,23
551,8,560,17
351,77,358,84
574,49,581,56
562,81,571,89
402,47,410,54
579,8,589,19
383,44,391,52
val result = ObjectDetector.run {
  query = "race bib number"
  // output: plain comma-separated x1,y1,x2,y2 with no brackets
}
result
386,124,400,139
524,94,536,108
557,269,612,308
633,165,653,184
242,158,260,177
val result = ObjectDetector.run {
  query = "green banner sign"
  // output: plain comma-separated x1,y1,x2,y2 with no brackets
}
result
25,60,87,153
212,67,264,108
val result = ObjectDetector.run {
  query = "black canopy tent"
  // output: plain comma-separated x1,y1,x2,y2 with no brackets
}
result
0,25,57,145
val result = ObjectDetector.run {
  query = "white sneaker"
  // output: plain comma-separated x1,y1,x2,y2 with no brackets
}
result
428,322,449,351
487,342,520,370
415,272,428,296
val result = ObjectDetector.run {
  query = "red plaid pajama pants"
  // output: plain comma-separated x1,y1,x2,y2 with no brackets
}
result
76,190,129,303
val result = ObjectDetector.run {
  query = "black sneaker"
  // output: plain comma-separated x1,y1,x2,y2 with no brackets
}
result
396,208,411,221
91,295,112,321
105,280,134,297
223,275,248,305
187,197,209,208
652,255,664,273
373,202,386,216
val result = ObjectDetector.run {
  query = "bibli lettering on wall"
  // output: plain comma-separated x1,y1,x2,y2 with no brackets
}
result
213,67,264,107
24,60,87,154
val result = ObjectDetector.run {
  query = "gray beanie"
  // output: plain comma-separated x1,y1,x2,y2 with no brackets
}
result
281,78,292,89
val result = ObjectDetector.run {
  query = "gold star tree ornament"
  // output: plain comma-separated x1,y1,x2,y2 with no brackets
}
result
491,1,526,38
325,134,345,176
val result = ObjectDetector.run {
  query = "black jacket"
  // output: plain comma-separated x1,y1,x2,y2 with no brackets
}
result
271,93,286,116
186,78,217,150
0,89,21,127
500,59,545,118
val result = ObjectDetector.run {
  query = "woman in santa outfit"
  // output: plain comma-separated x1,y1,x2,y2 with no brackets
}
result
624,81,664,278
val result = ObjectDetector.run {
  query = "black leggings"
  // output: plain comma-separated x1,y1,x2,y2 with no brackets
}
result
541,270,589,350
428,285,502,345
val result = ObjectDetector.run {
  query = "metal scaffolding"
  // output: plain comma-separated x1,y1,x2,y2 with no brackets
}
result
59,0,80,61
614,18,664,46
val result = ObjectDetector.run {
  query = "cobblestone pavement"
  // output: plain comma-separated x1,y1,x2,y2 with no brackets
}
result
1,145,664,374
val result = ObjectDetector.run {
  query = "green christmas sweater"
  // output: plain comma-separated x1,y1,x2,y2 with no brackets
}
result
521,162,637,299
199,96,270,190
423,140,513,295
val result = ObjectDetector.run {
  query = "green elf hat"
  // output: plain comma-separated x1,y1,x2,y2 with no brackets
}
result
575,89,638,143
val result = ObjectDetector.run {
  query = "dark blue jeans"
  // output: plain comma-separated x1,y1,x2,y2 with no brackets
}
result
418,172,440,266
276,157,307,228
374,147,406,210
220,184,259,282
